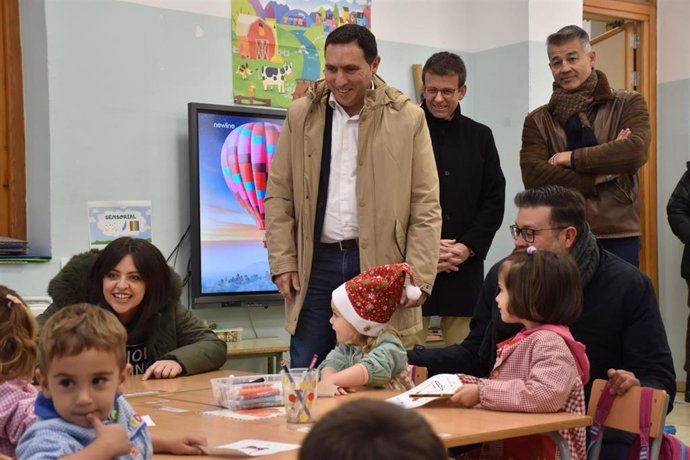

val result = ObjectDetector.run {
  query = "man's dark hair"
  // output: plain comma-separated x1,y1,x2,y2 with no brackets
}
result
299,399,447,460
514,186,587,237
547,25,591,52
422,51,467,87
325,24,378,64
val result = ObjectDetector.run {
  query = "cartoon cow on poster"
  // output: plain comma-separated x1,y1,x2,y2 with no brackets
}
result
235,63,252,80
260,63,293,93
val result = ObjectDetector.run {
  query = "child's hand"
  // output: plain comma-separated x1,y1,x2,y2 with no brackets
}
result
152,434,207,455
450,384,480,407
88,414,131,457
317,380,347,397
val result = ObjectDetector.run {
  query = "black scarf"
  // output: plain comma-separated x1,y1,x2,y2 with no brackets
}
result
569,223,601,287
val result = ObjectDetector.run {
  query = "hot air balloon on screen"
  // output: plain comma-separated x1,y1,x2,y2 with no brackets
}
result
220,121,282,231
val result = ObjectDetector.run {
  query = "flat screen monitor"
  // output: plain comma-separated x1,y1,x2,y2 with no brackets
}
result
188,102,286,307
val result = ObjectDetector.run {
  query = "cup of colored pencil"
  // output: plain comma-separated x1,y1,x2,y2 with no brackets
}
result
281,359,318,424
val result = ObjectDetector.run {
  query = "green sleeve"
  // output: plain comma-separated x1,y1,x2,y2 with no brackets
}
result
318,344,352,374
160,304,227,375
360,333,408,387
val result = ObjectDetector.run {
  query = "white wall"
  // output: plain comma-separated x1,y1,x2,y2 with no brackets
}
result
657,0,690,379
658,0,690,84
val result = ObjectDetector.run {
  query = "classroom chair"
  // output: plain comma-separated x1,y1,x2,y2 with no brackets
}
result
408,365,428,386
587,378,669,460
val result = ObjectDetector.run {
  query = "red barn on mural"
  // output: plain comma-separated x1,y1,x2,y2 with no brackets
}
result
236,14,276,60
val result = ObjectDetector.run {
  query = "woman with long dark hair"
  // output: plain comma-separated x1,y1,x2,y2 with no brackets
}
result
39,237,226,379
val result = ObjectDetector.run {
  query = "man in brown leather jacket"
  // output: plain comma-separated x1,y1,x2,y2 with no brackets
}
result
520,25,650,266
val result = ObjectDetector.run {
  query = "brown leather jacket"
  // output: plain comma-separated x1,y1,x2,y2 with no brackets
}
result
520,70,650,238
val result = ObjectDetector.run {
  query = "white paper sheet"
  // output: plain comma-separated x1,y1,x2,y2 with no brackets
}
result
386,373,463,408
201,439,300,457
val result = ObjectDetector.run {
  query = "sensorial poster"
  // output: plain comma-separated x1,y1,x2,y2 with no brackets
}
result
88,201,152,249
232,0,373,108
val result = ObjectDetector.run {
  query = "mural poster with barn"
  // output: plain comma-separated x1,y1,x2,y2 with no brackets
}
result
231,0,373,108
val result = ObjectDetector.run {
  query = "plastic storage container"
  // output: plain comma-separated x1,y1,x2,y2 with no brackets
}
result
211,375,283,410
214,327,243,343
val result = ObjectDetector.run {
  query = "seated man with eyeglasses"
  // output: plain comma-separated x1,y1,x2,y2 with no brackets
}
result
409,185,675,459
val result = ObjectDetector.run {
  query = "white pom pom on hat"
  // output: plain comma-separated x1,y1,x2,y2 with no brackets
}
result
405,284,422,301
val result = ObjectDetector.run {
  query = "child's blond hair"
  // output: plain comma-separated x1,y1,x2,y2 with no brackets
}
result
0,285,38,382
361,325,402,354
38,303,127,373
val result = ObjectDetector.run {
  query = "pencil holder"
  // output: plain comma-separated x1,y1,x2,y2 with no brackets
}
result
211,375,283,410
281,367,318,424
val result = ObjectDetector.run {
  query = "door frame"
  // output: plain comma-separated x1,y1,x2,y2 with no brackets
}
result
584,0,658,292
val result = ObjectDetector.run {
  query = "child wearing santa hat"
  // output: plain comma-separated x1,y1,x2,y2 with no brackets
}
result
318,263,422,396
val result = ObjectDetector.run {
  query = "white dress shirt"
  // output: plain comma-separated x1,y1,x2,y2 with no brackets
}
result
321,93,361,243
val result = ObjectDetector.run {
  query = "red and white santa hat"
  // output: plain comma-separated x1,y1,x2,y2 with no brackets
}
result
332,263,422,337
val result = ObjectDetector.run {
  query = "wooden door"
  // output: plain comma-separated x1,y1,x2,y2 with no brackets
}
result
585,0,658,292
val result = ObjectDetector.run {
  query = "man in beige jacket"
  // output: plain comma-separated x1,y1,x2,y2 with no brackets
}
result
265,24,441,368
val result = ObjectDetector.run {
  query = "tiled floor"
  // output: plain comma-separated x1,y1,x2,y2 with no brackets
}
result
668,394,690,443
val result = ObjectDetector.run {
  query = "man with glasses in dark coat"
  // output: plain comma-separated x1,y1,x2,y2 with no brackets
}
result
412,52,505,347
410,185,675,459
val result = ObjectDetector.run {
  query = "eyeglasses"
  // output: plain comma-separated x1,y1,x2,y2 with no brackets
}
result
423,87,457,99
509,225,568,243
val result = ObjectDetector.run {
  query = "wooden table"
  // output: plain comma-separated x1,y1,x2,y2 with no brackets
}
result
127,372,591,459
122,370,248,399
226,337,289,374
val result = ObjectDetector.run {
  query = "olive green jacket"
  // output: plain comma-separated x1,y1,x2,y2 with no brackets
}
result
39,251,226,376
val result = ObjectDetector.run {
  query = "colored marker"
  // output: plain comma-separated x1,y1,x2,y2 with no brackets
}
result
307,354,318,370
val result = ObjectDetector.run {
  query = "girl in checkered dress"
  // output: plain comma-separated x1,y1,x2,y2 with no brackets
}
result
451,248,590,460
0,286,39,457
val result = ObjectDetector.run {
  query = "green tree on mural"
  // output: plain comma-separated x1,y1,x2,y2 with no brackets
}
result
231,0,256,24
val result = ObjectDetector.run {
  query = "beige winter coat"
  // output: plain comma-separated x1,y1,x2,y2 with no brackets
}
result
265,76,441,335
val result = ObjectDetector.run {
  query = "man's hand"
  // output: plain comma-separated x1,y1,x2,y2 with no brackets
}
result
274,272,300,301
548,150,572,167
142,360,183,380
88,414,131,458
607,368,640,395
450,384,480,407
437,239,471,273
549,128,631,169
616,128,631,140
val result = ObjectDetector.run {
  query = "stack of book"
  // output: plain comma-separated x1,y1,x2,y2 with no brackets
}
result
0,236,28,255
0,236,49,262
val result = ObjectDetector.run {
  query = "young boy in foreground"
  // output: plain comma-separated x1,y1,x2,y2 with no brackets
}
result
17,303,206,459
